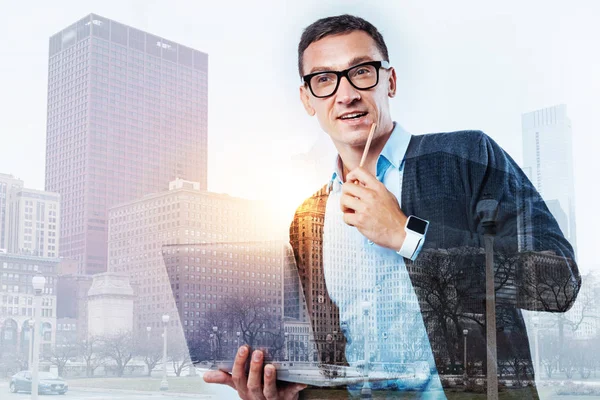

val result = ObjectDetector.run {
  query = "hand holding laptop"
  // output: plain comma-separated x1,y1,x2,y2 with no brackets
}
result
203,346,307,400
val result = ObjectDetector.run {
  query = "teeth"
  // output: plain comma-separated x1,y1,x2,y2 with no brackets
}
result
341,112,366,119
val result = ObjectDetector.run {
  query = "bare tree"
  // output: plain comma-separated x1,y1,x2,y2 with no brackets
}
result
222,295,274,349
263,319,286,361
169,337,192,377
187,336,212,364
101,331,135,377
539,334,560,379
79,336,104,377
134,336,162,376
45,339,78,377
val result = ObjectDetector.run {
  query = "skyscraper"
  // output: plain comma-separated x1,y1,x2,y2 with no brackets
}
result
0,173,60,258
0,173,24,250
45,14,208,275
522,104,577,256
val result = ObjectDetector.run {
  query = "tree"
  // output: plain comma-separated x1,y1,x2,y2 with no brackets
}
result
101,331,135,377
79,336,104,377
169,336,192,377
135,336,163,377
263,321,286,361
222,296,275,349
539,334,560,379
187,336,212,364
45,339,78,377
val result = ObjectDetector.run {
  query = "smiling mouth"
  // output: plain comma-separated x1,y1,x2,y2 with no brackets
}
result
339,112,368,120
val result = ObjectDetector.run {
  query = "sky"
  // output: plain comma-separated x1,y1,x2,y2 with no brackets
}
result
1,0,599,270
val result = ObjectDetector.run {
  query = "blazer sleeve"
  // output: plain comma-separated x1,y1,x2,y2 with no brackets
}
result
472,132,581,312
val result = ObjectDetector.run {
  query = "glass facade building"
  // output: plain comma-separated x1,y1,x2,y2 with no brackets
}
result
45,14,208,275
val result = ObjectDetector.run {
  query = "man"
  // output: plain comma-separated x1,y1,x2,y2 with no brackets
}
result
205,14,580,399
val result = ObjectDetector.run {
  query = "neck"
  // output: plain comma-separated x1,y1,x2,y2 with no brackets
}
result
339,120,394,182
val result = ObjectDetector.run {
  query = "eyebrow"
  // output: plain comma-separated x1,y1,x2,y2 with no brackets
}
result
307,56,375,75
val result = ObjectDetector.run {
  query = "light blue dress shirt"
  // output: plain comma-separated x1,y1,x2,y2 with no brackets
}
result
322,122,446,398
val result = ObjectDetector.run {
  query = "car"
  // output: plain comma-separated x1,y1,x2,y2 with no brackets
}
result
9,370,68,395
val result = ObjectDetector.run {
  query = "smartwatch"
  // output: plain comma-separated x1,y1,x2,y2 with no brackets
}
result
396,215,429,261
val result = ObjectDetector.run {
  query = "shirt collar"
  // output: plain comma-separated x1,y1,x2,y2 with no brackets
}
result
328,122,412,190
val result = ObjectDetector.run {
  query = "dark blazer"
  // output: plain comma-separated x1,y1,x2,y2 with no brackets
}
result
289,130,581,399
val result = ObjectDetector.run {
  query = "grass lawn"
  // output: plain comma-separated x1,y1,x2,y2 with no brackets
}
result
47,376,600,399
67,375,212,394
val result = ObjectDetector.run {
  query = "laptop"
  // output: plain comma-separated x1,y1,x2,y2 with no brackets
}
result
163,240,430,387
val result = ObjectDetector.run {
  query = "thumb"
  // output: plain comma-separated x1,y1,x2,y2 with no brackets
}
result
288,383,308,397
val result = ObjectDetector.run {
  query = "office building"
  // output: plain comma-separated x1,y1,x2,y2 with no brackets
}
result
0,174,60,258
45,14,208,275
107,178,281,336
522,104,577,256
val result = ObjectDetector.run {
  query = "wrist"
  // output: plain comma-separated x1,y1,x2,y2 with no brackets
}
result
396,215,429,261
392,227,407,252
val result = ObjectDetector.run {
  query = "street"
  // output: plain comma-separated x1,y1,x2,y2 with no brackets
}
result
0,381,226,400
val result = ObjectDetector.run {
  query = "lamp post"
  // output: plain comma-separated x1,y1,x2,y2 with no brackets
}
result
284,332,289,361
146,326,151,341
463,329,468,382
210,334,215,364
212,326,218,360
333,330,338,365
160,314,170,391
236,331,241,353
31,274,46,400
361,301,372,399
28,319,34,369
476,195,499,400
533,319,540,378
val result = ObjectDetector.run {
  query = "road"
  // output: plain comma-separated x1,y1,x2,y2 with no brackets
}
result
0,382,222,400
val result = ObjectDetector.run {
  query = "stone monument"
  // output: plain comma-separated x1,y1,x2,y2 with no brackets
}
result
87,272,134,337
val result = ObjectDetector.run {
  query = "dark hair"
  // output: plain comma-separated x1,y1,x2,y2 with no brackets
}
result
297,14,389,77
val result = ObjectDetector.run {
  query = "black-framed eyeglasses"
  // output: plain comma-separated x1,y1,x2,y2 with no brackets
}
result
302,60,391,98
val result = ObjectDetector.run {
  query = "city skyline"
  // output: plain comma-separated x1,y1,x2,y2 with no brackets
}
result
1,1,597,270
1,4,598,397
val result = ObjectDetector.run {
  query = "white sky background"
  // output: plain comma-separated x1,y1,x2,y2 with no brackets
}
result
0,0,599,270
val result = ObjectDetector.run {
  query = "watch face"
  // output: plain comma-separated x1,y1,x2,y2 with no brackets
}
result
407,216,428,234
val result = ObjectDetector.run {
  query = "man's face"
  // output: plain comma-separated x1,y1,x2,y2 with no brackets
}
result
299,30,396,149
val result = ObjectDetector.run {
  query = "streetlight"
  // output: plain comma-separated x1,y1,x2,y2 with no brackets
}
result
533,318,540,379
361,301,372,399
284,332,289,361
476,195,499,400
160,314,170,391
146,326,152,341
210,333,215,364
31,274,46,400
212,326,218,360
463,329,468,382
236,331,241,353
28,319,34,369
333,330,338,365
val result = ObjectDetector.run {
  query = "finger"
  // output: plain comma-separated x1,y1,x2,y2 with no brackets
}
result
282,383,309,397
346,166,379,188
263,364,278,400
343,211,358,227
340,193,363,214
247,350,266,400
203,370,236,390
341,180,371,199
231,346,250,397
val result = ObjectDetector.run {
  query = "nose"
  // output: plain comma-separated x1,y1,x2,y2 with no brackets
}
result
335,76,361,104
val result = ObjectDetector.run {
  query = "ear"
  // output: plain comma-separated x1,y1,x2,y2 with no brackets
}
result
299,85,316,116
387,67,397,98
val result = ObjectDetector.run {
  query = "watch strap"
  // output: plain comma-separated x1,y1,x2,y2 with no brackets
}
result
397,230,422,261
